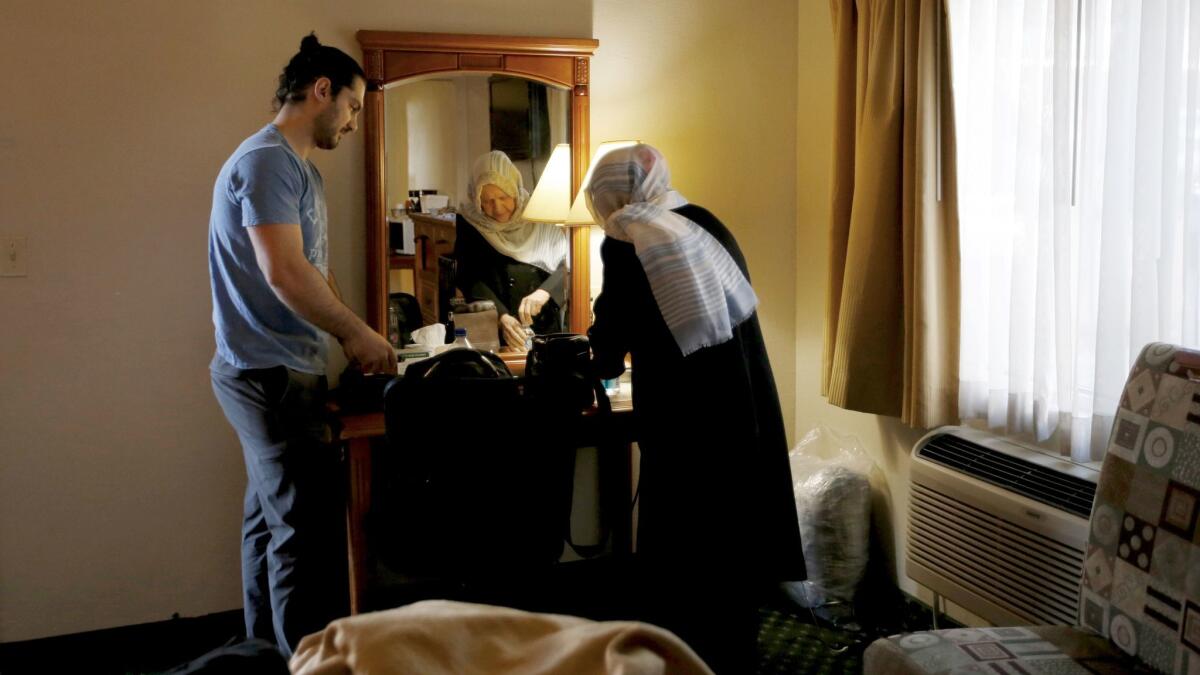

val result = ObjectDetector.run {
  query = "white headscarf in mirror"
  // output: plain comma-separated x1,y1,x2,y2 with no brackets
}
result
586,144,757,356
459,150,568,274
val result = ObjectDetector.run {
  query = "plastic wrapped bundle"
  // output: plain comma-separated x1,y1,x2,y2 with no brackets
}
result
784,427,873,618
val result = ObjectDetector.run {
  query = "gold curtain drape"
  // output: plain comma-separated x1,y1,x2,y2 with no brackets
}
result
822,0,959,428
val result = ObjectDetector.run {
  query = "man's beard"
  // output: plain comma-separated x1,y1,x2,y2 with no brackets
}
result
314,108,342,150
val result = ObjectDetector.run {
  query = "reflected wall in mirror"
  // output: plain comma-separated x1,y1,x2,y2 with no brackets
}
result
358,31,598,362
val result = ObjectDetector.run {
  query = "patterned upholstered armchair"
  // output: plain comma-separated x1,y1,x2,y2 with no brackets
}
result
864,343,1200,674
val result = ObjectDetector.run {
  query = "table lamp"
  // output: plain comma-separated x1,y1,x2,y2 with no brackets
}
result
523,143,573,225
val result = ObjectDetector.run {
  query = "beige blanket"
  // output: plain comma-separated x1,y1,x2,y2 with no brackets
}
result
290,600,714,675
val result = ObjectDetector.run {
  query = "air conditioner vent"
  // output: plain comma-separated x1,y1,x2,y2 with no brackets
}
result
917,433,1096,518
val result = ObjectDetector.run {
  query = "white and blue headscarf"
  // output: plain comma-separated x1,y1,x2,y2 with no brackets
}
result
585,144,758,356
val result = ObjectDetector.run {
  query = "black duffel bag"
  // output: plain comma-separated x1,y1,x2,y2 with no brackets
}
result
375,348,566,576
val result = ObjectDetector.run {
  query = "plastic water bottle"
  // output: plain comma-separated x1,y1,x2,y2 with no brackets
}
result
602,377,620,396
451,327,472,349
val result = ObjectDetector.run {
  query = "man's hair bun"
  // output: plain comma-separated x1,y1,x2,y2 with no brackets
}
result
300,32,321,52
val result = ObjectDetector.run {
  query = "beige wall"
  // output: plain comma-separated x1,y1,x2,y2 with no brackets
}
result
384,86,410,213
592,0,800,443
0,0,592,642
403,80,461,201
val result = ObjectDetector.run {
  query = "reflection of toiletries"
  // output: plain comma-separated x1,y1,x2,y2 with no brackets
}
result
387,305,401,347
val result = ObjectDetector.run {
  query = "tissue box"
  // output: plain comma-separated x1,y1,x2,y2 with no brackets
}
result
395,346,433,374
454,309,500,352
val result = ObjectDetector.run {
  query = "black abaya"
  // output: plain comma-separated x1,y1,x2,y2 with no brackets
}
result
588,203,805,672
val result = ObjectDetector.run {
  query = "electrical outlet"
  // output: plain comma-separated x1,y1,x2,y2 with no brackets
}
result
1,235,28,277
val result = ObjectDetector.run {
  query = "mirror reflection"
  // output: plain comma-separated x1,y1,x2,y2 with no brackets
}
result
383,73,571,353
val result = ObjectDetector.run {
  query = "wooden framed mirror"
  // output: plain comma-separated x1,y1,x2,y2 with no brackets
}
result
357,30,599,350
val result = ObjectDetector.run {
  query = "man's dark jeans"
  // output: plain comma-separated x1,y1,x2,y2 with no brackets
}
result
210,355,346,657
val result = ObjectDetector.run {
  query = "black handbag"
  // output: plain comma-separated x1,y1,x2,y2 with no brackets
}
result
524,333,610,414
524,334,614,557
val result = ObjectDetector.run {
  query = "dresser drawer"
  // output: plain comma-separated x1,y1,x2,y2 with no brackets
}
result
416,279,439,326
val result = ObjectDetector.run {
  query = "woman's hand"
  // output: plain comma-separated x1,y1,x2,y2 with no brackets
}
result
499,313,527,349
518,289,551,326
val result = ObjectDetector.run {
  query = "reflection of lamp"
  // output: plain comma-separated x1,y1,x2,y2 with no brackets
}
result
523,143,572,224
565,140,640,226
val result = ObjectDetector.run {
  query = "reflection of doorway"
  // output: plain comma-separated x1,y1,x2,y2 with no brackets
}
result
489,76,552,189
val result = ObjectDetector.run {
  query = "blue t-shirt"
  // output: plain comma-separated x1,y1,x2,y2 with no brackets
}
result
209,124,329,374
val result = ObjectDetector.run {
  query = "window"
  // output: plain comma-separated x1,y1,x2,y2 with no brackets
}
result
949,0,1200,461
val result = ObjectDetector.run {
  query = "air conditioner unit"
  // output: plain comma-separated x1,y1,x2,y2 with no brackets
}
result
907,426,1100,627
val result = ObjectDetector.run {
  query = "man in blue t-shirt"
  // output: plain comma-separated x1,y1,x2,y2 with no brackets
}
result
208,34,395,657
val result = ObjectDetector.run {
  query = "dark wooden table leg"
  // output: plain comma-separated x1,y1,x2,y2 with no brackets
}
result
345,437,372,615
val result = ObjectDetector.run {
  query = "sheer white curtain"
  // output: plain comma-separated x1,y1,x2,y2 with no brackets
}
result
949,0,1200,462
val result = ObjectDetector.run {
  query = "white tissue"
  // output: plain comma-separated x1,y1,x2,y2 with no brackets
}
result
410,323,446,348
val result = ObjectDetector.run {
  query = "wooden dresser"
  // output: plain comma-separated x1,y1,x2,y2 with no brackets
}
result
408,213,457,326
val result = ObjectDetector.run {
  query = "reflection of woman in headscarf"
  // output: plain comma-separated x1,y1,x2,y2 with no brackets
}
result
587,144,805,674
455,150,569,348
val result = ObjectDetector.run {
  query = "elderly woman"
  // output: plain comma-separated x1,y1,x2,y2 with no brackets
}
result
454,150,569,348
586,145,805,673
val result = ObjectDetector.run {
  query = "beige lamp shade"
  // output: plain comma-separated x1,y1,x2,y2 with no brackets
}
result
522,144,572,223
565,140,640,226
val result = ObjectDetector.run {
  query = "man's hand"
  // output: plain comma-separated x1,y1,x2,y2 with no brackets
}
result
518,289,551,326
499,313,527,349
341,326,397,374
